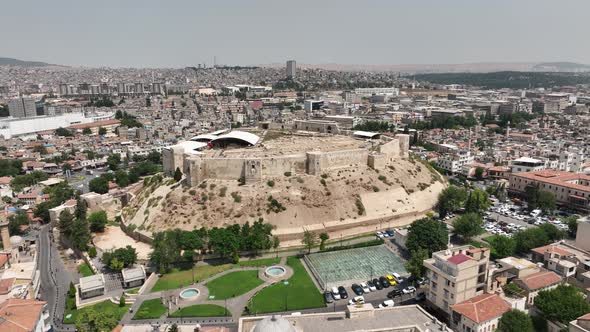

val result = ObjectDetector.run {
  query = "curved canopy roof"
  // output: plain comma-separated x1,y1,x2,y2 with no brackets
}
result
189,133,219,142
210,130,260,146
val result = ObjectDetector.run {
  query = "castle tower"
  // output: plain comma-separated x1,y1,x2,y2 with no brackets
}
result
0,214,10,252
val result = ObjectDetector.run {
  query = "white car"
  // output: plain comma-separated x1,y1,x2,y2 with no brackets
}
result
376,231,384,239
360,282,371,293
367,281,377,292
331,287,341,300
402,286,417,294
378,299,395,308
348,296,365,305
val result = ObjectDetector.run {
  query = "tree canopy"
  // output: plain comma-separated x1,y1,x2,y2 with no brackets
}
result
406,217,448,255
535,285,590,323
464,189,490,214
498,309,534,332
436,185,468,218
452,213,483,241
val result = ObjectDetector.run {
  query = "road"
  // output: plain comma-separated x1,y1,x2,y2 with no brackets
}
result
38,225,74,331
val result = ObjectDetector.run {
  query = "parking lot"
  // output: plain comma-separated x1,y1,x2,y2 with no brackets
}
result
483,202,569,237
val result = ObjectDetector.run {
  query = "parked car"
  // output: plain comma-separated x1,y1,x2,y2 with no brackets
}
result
351,284,364,296
378,299,395,308
367,280,377,292
385,275,397,286
338,286,348,299
376,231,384,239
348,296,365,305
372,278,383,290
331,287,341,300
324,291,335,303
387,288,402,298
385,229,395,237
402,286,417,294
379,276,391,288
391,272,405,283
360,282,371,293
417,277,427,286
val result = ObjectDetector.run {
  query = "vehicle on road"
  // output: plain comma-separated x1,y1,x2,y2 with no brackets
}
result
324,291,335,303
338,286,348,299
351,284,364,296
387,288,402,298
331,287,341,300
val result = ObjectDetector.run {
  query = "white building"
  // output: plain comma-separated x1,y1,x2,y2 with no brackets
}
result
354,87,400,96
437,150,474,174
510,157,545,173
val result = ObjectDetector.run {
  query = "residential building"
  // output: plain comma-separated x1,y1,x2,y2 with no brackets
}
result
354,87,400,96
530,244,577,278
510,157,545,173
0,298,51,332
437,150,474,174
487,166,510,180
570,313,590,332
512,270,561,306
286,60,296,78
451,293,511,332
508,170,590,212
423,246,490,318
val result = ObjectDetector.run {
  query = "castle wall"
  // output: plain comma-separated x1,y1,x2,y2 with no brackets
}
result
307,149,368,175
162,146,185,176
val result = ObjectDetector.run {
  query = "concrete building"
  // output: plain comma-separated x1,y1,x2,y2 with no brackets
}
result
0,298,51,332
304,100,324,112
436,150,474,174
450,293,511,332
121,266,146,288
512,270,561,306
354,87,400,96
286,60,296,78
423,246,490,318
508,170,590,212
510,157,545,173
78,274,105,299
238,304,449,332
8,97,37,118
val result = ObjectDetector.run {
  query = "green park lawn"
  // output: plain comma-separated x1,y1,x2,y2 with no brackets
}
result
78,263,95,277
170,304,230,317
205,270,264,299
248,256,324,313
125,287,140,294
63,300,129,325
151,257,280,293
133,298,168,320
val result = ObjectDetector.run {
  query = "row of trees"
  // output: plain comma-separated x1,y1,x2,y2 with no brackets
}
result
0,159,23,177
437,186,490,218
89,161,160,193
410,115,478,130
150,218,278,272
102,245,137,271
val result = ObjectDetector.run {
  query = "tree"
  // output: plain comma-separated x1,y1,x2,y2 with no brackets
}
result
168,323,179,332
319,232,329,251
119,296,126,307
537,190,556,213
452,213,483,241
58,210,75,237
564,216,578,238
71,218,91,251
464,189,490,214
89,176,109,194
474,167,484,180
74,197,87,221
115,170,130,187
88,210,108,232
436,186,468,217
174,167,182,181
302,230,318,254
107,154,121,171
514,227,550,254
98,127,107,135
538,223,565,242
102,245,137,269
55,127,73,137
75,308,118,332
88,246,97,258
406,217,448,255
272,236,280,257
535,285,590,323
8,211,29,235
491,235,516,259
405,248,428,279
82,127,92,135
150,231,181,273
498,309,534,332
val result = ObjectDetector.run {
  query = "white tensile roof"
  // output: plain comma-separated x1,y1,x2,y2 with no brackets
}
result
353,131,380,139
211,130,260,146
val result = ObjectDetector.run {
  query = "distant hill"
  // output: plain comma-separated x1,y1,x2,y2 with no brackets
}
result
0,57,55,67
532,62,590,72
412,71,590,89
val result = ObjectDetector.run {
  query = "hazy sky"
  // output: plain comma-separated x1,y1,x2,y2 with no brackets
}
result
3,0,589,68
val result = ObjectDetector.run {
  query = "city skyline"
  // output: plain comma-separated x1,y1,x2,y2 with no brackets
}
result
3,0,590,68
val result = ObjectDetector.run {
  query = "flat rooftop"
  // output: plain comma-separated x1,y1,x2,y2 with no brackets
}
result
239,305,448,332
201,134,369,159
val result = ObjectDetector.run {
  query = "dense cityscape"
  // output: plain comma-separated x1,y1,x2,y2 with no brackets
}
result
3,2,590,332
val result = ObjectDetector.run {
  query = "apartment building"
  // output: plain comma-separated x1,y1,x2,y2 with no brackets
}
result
423,246,490,318
510,157,545,173
513,270,561,306
508,170,590,212
437,150,474,174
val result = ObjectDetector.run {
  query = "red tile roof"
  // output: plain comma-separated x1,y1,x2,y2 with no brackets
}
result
511,170,590,193
452,293,511,324
447,253,472,265
0,298,46,332
0,278,15,295
515,271,562,291
0,176,12,185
